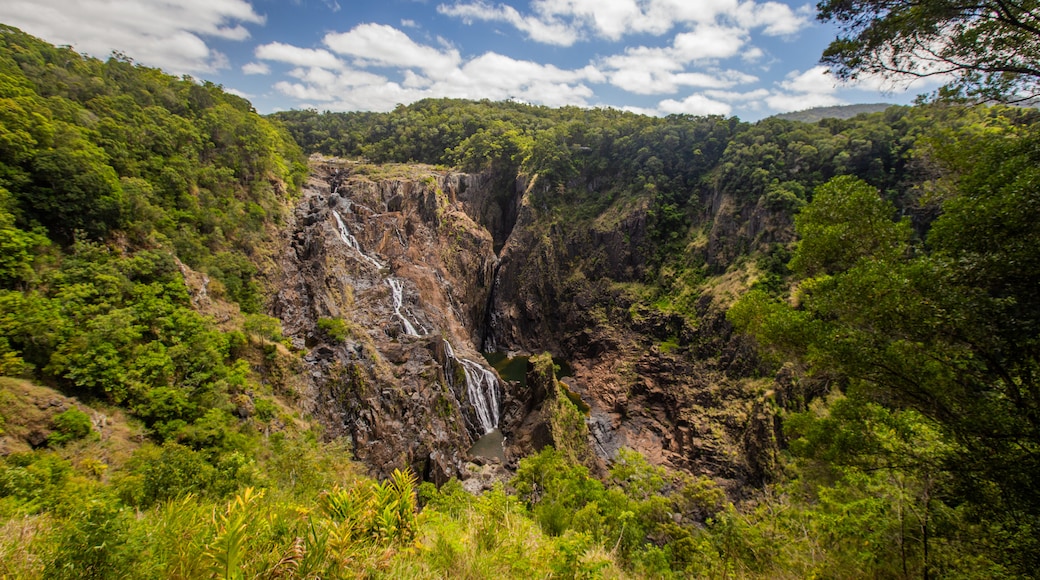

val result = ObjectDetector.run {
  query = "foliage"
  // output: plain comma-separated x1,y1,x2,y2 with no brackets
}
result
787,175,911,277
817,0,1040,103
0,25,305,452
729,117,1040,575
317,316,348,343
46,408,93,446
2,20,1040,579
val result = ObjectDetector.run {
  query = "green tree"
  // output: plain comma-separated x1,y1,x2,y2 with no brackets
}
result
731,124,1040,573
817,0,1040,102
788,175,911,277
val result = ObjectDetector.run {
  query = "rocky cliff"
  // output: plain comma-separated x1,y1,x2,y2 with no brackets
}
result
485,176,783,486
273,160,508,482
273,158,785,488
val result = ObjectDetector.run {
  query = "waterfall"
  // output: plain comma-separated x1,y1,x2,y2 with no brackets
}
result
444,340,500,434
331,201,427,337
388,278,425,336
332,210,384,270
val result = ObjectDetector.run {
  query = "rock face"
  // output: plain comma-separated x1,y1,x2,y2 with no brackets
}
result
273,161,505,483
481,175,783,486
274,160,786,488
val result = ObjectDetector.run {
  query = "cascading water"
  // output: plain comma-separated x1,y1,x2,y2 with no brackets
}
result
332,204,427,336
388,278,425,336
443,340,501,434
332,210,384,270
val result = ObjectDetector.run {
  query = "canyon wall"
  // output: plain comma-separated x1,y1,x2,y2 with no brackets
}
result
273,159,787,488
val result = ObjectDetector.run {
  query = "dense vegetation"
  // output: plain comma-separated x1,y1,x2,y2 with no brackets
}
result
273,99,1040,577
2,18,1040,578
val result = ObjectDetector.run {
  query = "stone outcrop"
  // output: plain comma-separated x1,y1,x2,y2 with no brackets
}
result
272,161,503,483
273,159,788,489
481,175,783,486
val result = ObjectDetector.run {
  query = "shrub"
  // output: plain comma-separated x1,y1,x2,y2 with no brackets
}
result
317,317,348,343
47,408,94,446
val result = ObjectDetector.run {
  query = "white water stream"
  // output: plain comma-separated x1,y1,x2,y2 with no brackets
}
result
332,208,426,337
330,196,499,434
444,340,501,434
332,210,384,270
388,278,422,336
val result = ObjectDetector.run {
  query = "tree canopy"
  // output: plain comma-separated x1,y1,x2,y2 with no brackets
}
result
817,0,1040,102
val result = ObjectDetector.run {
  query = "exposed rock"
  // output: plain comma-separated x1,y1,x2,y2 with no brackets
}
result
501,352,603,476
273,159,787,490
482,176,786,486
272,161,505,483
460,460,511,494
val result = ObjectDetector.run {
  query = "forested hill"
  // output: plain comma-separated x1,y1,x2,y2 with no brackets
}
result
3,20,1040,578
771,103,893,122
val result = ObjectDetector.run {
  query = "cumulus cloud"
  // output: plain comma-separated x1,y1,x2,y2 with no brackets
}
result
734,1,813,36
0,0,263,74
658,93,733,115
704,88,771,102
437,1,579,46
672,25,749,60
255,42,343,69
598,29,757,95
323,23,462,76
436,0,810,108
765,66,843,110
242,61,271,75
741,47,765,62
258,24,601,111
223,87,253,98
438,0,812,43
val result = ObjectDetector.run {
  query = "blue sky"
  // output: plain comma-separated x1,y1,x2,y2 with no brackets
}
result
0,0,940,120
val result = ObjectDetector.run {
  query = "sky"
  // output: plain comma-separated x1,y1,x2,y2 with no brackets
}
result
0,0,942,121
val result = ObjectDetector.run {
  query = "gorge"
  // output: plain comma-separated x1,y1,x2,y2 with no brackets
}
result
272,157,781,489
2,24,1038,574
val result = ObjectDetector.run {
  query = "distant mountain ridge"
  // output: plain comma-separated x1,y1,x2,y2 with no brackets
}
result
771,103,895,122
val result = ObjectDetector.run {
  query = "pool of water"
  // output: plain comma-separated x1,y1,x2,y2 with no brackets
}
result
482,352,573,387
468,428,506,461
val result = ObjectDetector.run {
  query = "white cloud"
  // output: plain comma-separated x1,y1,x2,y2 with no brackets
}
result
222,87,253,99
765,91,842,111
255,42,343,69
438,0,813,43
445,52,598,105
741,47,765,62
672,25,748,60
437,1,579,46
658,93,733,115
778,65,836,93
765,66,842,111
265,25,601,111
704,88,771,102
437,0,806,103
0,0,263,74
323,23,462,76
242,61,270,75
401,19,420,28
734,1,812,36
533,0,665,40
598,32,757,95
617,104,662,117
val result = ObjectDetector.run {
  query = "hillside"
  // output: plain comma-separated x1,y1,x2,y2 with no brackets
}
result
1,23,1039,578
771,103,893,122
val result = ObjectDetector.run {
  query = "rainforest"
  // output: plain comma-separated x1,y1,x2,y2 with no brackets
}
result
1,17,1039,579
